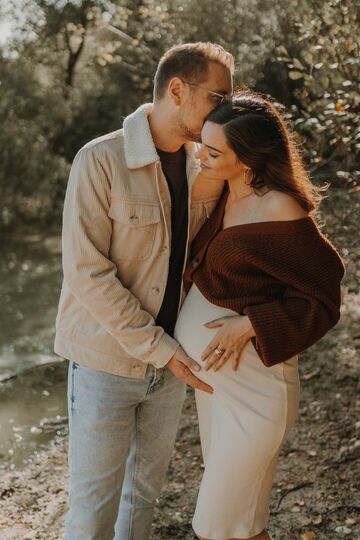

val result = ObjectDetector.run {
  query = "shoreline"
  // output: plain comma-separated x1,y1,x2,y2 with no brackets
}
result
0,436,68,540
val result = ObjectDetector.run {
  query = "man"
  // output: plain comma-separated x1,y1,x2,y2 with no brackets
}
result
54,42,234,539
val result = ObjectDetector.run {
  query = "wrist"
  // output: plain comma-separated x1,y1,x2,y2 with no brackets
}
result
244,316,256,338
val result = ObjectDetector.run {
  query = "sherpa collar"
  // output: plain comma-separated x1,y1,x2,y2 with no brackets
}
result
123,103,200,175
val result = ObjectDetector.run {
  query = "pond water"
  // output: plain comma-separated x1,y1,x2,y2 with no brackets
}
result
0,231,68,472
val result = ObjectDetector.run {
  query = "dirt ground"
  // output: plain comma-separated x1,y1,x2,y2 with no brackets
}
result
0,187,359,540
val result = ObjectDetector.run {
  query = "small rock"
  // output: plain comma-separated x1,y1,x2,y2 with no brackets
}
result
173,511,183,522
335,526,352,537
347,443,360,460
339,445,348,455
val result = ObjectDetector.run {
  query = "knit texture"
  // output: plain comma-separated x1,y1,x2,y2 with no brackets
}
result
183,186,345,366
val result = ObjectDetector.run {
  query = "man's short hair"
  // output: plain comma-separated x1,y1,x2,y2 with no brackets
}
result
153,42,234,101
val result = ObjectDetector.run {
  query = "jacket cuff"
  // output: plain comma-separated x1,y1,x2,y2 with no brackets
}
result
147,332,180,369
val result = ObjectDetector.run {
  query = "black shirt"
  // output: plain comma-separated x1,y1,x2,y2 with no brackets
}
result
156,146,188,337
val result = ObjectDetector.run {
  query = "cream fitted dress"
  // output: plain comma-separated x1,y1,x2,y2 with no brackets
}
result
174,283,300,540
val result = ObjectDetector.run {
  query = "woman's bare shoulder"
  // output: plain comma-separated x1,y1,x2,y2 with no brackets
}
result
260,190,308,221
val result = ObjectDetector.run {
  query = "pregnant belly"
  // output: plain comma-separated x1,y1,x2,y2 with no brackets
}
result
175,284,299,407
174,283,238,365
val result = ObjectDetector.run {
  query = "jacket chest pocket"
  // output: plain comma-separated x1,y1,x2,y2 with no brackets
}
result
108,199,161,260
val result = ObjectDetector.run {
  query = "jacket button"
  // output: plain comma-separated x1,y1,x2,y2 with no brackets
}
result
151,286,160,295
191,258,199,268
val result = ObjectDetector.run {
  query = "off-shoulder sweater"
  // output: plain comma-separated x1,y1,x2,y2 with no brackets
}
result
183,186,345,366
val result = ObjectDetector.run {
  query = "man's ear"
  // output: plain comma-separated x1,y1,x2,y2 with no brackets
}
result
167,77,184,106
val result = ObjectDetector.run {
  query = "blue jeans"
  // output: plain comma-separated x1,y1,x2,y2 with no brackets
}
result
63,361,186,540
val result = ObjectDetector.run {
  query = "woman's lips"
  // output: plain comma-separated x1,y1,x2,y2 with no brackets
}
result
200,163,210,170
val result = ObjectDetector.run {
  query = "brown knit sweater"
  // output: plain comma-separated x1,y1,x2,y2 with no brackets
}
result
183,186,345,367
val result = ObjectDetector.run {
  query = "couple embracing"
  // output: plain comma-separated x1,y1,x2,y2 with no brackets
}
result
54,42,344,540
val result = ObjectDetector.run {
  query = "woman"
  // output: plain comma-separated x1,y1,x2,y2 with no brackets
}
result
174,90,344,540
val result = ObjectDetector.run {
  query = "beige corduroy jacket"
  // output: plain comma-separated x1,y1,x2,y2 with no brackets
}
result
54,103,223,378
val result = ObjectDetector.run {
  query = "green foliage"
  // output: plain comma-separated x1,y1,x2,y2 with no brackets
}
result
0,0,358,228
0,54,70,225
274,0,359,187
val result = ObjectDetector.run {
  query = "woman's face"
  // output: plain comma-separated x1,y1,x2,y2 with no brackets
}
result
196,121,248,180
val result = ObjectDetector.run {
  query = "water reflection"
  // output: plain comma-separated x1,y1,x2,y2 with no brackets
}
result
0,362,68,471
0,233,62,379
0,232,66,471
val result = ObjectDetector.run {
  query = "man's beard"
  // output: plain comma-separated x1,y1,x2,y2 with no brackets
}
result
177,117,202,143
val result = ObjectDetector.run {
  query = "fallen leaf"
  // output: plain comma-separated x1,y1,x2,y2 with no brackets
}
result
312,515,323,525
299,516,313,527
335,103,345,112
302,368,320,380
301,532,316,540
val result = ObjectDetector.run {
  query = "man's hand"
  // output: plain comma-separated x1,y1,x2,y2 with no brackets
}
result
167,347,213,394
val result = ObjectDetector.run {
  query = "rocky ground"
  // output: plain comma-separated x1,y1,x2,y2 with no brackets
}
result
0,187,359,540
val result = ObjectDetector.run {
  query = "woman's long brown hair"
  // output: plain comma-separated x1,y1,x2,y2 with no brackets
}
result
206,89,325,213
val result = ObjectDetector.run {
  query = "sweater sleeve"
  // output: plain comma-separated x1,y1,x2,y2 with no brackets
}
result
61,146,179,368
241,224,345,366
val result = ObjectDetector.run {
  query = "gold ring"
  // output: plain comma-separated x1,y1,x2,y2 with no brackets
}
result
214,347,225,356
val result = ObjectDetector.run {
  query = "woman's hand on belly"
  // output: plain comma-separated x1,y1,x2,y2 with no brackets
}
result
201,315,256,372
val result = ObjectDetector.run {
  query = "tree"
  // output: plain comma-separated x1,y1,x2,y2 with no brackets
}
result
274,0,359,187
1,0,358,229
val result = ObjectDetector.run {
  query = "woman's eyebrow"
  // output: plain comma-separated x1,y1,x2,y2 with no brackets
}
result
205,144,223,154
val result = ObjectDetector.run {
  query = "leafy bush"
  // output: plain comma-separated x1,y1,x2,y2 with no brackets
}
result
274,0,359,187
